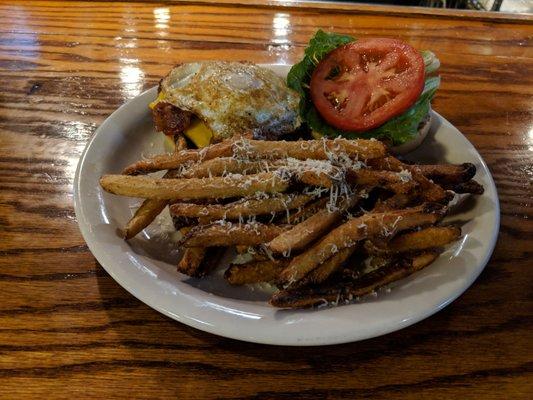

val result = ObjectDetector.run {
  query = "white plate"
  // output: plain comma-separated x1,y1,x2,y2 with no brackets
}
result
74,64,499,346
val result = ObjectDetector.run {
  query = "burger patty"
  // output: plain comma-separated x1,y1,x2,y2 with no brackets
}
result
152,102,192,137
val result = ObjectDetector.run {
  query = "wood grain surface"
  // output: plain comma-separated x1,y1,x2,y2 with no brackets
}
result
0,1,532,398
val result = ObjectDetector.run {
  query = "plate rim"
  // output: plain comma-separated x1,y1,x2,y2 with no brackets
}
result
74,67,500,346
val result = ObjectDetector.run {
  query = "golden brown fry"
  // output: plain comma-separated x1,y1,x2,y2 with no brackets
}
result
373,193,413,212
177,247,206,277
177,246,224,278
444,180,484,195
123,139,188,239
122,140,234,175
368,156,404,172
123,198,168,240
415,162,476,185
181,222,286,247
347,169,417,194
278,204,445,286
181,157,286,178
270,252,438,308
100,172,290,200
365,226,461,254
238,138,386,161
267,195,359,255
123,165,193,239
370,157,449,203
291,247,356,289
225,259,288,285
283,197,328,224
122,138,384,175
183,158,342,189
169,194,312,221
297,170,335,188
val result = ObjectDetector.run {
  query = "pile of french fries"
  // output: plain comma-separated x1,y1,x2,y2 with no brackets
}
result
100,136,483,309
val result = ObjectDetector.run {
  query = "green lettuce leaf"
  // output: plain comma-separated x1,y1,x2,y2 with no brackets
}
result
363,76,440,144
287,30,441,145
421,50,440,75
287,30,355,97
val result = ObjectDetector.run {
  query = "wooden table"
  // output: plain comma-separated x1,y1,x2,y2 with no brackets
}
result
1,1,532,398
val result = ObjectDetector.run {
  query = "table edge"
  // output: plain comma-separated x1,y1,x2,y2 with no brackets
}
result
81,0,533,23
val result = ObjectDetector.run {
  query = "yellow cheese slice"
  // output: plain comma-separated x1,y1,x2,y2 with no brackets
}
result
184,119,213,148
149,92,166,109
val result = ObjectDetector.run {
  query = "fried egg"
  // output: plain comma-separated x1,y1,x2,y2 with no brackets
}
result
151,61,301,144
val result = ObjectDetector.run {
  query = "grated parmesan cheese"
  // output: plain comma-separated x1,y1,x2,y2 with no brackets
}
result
398,169,412,182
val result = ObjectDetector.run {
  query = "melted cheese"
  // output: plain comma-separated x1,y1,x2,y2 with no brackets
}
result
149,92,166,109
185,119,213,148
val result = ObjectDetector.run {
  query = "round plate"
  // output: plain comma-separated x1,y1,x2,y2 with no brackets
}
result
74,64,499,346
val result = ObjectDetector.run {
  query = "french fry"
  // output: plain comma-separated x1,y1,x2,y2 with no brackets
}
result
122,140,235,175
346,169,417,194
181,222,286,247
225,259,288,285
181,157,286,178
270,252,438,308
267,195,359,255
122,138,384,175
100,172,290,200
285,197,329,224
278,204,445,286
123,198,168,240
444,180,484,195
236,138,386,161
373,193,413,212
365,226,461,254
370,157,448,203
177,247,206,277
297,170,335,188
183,158,342,190
169,193,313,221
415,162,476,185
177,246,225,277
123,175,179,240
290,247,355,289
123,137,189,239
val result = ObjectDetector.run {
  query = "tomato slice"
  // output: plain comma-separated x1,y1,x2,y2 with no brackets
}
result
310,38,425,132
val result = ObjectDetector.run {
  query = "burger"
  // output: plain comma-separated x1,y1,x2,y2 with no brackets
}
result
287,30,441,154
